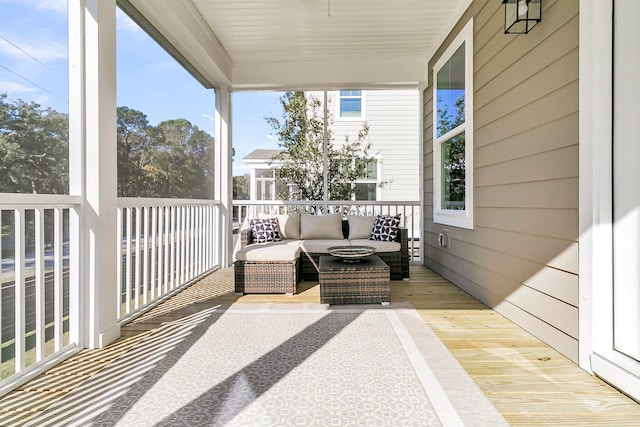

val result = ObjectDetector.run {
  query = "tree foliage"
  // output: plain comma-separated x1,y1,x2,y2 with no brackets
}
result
437,95,466,206
0,94,69,194
233,174,250,200
265,91,372,201
0,93,214,198
119,113,215,198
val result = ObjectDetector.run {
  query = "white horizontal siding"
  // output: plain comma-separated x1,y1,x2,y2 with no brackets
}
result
314,89,420,202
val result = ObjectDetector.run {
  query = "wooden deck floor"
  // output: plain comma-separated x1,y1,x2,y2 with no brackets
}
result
1,265,640,426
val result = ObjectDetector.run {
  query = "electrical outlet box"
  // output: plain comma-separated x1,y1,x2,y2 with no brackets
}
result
437,232,449,248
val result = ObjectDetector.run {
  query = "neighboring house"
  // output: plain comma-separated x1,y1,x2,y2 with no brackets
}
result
242,149,285,201
242,89,420,203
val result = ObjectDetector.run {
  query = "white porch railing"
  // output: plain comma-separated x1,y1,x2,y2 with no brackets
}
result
232,200,422,262
0,194,80,395
116,198,221,323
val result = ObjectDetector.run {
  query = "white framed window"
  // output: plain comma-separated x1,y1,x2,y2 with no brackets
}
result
337,90,365,120
354,159,378,201
432,18,474,229
254,168,276,200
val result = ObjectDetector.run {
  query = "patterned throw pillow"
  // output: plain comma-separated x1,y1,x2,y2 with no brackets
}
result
249,218,282,243
369,214,401,242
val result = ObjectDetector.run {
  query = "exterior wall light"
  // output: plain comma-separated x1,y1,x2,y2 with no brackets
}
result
503,0,542,34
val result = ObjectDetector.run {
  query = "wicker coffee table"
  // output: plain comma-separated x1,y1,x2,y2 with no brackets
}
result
318,255,390,305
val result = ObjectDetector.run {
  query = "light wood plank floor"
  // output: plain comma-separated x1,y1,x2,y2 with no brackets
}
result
1,265,640,426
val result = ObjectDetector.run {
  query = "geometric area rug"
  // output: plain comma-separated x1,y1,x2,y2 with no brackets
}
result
28,303,509,427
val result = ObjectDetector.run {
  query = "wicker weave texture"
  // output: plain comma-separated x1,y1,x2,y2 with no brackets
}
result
302,250,404,280
236,219,409,295
234,260,299,294
318,255,390,305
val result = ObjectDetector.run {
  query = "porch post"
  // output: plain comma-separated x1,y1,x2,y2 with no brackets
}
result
81,0,120,348
215,86,233,266
323,90,329,212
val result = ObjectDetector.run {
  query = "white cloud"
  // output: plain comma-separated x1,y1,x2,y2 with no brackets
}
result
0,35,67,63
0,80,37,93
16,0,67,14
1,0,67,14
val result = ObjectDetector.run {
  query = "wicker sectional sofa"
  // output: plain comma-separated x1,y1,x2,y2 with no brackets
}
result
234,213,409,295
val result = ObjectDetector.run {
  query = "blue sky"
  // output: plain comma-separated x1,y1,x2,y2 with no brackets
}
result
0,0,281,176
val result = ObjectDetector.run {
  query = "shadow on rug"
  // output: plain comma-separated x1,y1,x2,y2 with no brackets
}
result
28,303,508,427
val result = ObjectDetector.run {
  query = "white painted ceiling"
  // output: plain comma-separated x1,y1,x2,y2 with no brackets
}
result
124,0,470,90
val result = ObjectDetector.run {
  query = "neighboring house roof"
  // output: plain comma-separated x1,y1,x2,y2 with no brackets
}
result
243,149,284,161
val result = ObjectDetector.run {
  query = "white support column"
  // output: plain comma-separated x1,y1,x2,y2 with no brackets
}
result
68,0,84,348
82,0,120,348
215,86,233,266
323,90,329,213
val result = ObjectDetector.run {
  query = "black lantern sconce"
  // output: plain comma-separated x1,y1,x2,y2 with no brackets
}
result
503,0,542,34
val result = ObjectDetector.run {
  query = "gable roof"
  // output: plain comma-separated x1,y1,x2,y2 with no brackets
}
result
243,149,285,161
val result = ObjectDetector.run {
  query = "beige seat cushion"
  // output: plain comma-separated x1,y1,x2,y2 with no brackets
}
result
347,215,376,239
258,212,301,240
300,213,343,239
301,239,350,254
349,239,401,253
236,240,301,262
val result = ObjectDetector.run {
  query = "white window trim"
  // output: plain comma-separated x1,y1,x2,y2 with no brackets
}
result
335,90,366,121
432,18,474,229
353,157,379,201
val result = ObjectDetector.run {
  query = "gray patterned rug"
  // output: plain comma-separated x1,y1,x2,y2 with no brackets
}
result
29,303,508,426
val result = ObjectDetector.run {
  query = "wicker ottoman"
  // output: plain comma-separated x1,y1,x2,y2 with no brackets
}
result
318,255,390,305
234,241,301,295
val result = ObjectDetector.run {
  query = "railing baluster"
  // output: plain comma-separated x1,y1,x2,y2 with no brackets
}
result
14,209,25,373
183,206,187,284
181,206,187,282
150,206,157,301
142,206,149,305
175,206,181,288
206,205,212,269
193,206,198,277
0,199,79,390
0,211,3,368
157,206,164,297
53,208,63,351
125,208,132,315
164,207,170,294
35,208,45,363
196,206,202,275
116,207,123,319
134,207,141,309
113,199,220,323
188,206,193,279
170,206,176,291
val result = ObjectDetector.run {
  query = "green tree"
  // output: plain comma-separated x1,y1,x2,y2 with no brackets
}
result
265,91,372,202
437,96,465,206
148,119,214,199
117,106,154,197
0,93,68,194
233,174,250,200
